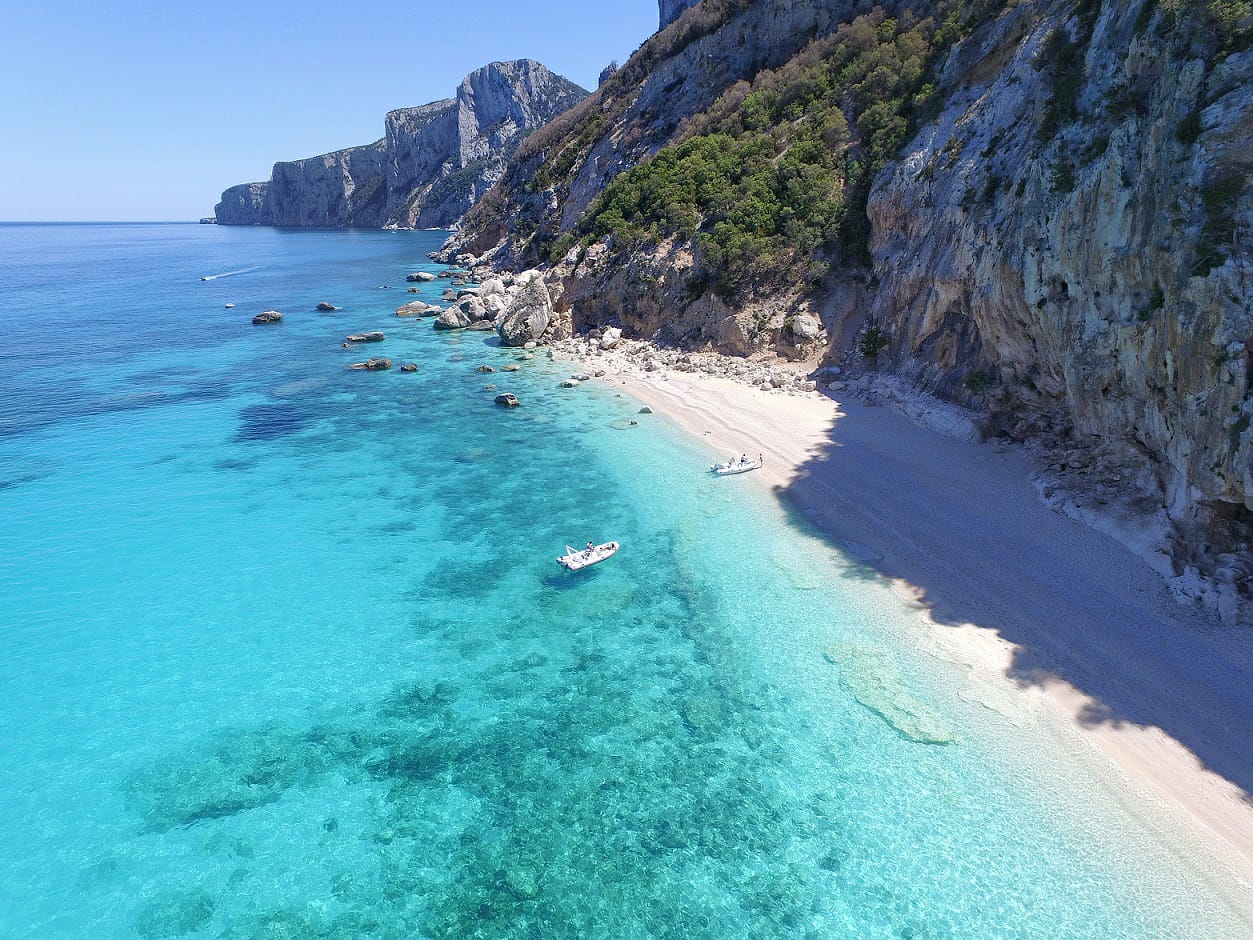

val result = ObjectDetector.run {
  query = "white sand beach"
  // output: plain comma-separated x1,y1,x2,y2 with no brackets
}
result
555,342,1253,921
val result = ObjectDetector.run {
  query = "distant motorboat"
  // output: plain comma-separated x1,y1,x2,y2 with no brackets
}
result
557,541,619,571
711,454,762,475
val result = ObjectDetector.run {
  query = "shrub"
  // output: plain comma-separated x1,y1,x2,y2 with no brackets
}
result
579,4,1017,290
859,325,888,359
1175,108,1202,146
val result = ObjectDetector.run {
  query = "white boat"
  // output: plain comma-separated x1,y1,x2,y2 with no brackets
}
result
557,541,619,571
710,454,762,475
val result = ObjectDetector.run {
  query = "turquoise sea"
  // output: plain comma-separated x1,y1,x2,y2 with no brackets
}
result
0,223,1245,938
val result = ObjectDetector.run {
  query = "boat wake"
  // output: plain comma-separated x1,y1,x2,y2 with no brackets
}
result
200,266,260,281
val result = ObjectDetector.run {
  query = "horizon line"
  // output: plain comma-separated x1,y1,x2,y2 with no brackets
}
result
0,219,203,225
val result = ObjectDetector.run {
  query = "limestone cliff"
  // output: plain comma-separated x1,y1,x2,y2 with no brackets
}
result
443,0,1251,609
864,1,1252,605
215,61,586,228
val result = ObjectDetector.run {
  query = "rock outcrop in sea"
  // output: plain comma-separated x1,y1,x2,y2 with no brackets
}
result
215,60,587,229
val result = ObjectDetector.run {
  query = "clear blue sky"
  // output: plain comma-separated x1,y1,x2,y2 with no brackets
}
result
0,0,658,221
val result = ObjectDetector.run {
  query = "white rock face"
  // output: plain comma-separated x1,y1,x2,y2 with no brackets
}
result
865,5,1252,583
498,277,553,346
216,61,586,228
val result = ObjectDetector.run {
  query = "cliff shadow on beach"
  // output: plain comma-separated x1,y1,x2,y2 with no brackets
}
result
778,394,1253,803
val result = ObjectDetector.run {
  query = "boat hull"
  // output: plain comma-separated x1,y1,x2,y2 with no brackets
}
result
557,541,620,571
711,459,761,475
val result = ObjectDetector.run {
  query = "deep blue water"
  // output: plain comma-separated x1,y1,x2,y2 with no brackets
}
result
0,223,1245,938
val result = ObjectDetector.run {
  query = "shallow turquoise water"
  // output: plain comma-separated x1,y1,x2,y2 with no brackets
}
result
0,223,1244,938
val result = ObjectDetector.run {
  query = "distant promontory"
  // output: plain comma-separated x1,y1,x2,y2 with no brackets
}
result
214,60,587,229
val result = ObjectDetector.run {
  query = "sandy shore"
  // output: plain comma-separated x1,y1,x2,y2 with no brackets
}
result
554,342,1253,922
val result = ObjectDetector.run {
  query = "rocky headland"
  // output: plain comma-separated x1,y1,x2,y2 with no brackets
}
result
215,60,587,228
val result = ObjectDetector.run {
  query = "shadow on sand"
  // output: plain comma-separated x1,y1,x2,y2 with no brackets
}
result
777,393,1253,803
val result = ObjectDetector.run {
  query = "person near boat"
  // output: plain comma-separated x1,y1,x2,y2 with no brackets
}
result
710,453,763,474
557,540,620,571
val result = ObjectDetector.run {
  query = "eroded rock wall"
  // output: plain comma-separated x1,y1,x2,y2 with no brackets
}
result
865,1,1252,578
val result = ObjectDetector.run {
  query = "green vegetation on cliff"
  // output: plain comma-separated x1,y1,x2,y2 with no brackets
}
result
574,4,1012,292
519,0,755,196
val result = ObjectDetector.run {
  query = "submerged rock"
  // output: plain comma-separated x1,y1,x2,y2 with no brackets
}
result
504,865,541,900
824,644,955,745
315,302,338,311
494,392,520,407
400,362,418,372
406,271,437,282
252,310,283,324
134,888,215,939
346,331,385,343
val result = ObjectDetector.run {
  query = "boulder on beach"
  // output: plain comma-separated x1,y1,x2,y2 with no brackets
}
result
600,327,622,349
468,319,495,331
316,302,338,312
252,310,283,324
789,313,822,342
434,308,471,330
346,332,385,343
349,358,392,371
498,277,552,347
406,271,437,282
442,289,458,301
